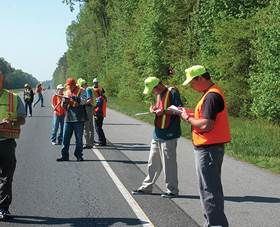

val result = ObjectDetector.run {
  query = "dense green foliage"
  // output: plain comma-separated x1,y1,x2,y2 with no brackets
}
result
56,0,279,123
0,57,38,89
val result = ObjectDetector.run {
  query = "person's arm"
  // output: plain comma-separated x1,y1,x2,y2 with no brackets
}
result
85,88,93,105
181,92,224,132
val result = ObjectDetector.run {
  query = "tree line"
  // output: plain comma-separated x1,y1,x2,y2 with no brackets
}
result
0,57,38,89
53,0,280,123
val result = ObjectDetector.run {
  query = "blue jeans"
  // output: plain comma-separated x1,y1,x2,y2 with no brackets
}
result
25,102,32,116
33,93,44,107
61,122,84,160
50,115,65,144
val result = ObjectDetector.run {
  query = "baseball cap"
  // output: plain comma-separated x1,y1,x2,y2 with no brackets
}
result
57,84,64,89
143,77,160,95
183,65,206,86
66,77,76,86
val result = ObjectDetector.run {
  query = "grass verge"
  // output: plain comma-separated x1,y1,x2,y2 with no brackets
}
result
108,97,280,174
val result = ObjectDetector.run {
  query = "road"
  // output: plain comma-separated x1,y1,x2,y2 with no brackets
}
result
2,90,280,227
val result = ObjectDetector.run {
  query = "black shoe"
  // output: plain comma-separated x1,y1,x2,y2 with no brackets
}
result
77,157,84,162
83,145,93,149
161,192,178,198
132,189,151,195
56,157,69,162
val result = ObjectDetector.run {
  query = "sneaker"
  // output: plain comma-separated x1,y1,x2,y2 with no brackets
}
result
56,157,69,162
132,189,151,195
28,114,32,117
0,210,5,220
95,142,107,147
161,192,178,198
51,142,57,145
83,145,93,149
0,208,11,220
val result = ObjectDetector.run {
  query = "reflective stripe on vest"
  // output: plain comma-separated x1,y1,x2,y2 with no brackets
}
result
0,90,20,139
192,85,231,146
155,88,172,129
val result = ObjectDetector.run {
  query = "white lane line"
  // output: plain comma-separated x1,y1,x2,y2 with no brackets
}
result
92,147,155,227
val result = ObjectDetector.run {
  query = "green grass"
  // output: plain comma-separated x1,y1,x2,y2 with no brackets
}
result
108,97,280,174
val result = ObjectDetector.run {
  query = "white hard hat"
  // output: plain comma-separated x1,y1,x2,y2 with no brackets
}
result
92,78,98,83
57,84,64,89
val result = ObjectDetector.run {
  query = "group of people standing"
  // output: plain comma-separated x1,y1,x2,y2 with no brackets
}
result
1,65,230,226
132,65,231,227
50,77,107,162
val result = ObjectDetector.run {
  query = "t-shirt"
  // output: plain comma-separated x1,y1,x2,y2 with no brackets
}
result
201,92,224,120
51,95,66,116
153,88,182,141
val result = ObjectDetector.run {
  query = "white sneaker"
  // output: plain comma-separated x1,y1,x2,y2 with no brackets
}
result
51,142,57,145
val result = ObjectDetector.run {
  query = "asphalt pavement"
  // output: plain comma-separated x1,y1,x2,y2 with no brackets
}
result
1,89,279,227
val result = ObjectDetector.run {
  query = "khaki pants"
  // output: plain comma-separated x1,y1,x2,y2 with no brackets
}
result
0,139,17,209
84,105,94,146
139,138,179,194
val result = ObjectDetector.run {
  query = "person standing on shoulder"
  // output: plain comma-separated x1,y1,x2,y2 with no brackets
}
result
50,84,66,145
77,78,95,149
132,77,182,198
33,83,44,107
23,83,34,117
56,78,87,162
93,88,107,146
180,65,231,227
0,71,26,220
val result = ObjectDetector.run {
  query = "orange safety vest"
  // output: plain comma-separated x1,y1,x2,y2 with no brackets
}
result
94,96,106,117
65,86,81,108
0,90,21,139
154,87,173,129
192,85,231,146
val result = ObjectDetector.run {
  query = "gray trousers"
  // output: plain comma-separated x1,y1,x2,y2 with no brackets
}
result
84,105,94,146
194,144,228,227
0,139,17,209
139,138,179,194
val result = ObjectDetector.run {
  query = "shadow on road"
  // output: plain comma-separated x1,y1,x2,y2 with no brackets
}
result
5,215,145,226
65,159,147,165
95,143,150,152
104,123,141,126
176,195,280,203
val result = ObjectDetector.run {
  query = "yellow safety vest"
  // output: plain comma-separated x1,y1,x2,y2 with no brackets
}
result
0,90,20,139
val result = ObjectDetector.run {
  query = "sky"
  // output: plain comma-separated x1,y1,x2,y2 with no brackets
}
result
0,1,79,82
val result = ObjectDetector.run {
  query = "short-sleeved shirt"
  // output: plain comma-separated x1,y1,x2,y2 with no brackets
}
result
80,87,93,105
201,92,224,120
153,88,183,141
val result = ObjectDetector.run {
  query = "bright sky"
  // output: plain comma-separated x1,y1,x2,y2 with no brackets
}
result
0,1,79,82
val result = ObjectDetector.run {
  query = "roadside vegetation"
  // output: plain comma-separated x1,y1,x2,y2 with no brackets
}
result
108,97,280,174
53,0,279,174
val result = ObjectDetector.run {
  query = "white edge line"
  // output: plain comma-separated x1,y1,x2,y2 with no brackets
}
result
92,147,155,227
